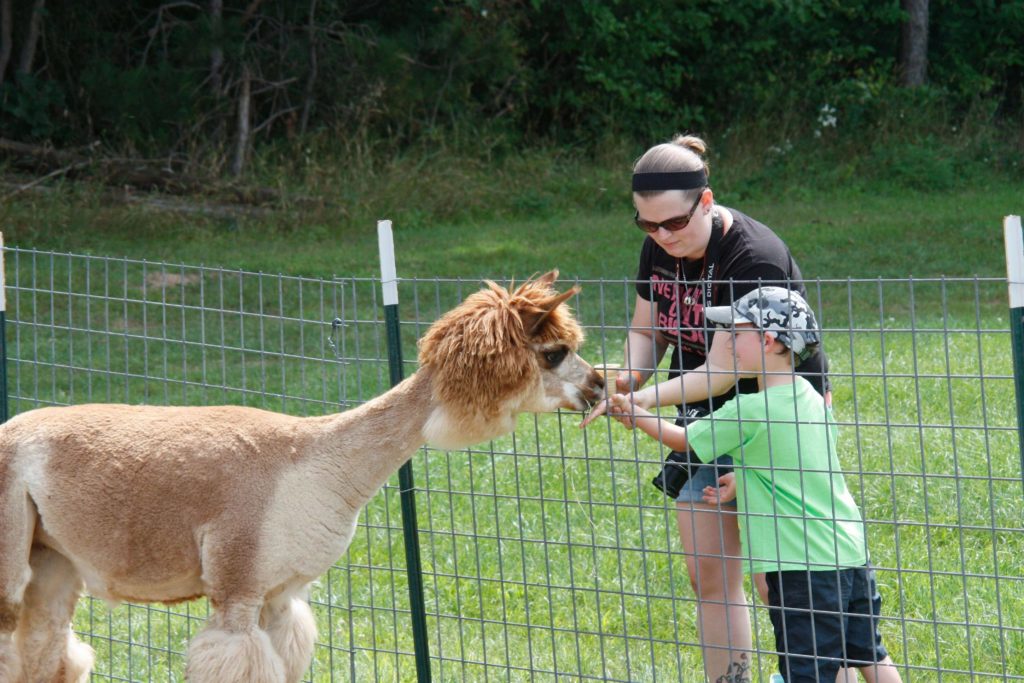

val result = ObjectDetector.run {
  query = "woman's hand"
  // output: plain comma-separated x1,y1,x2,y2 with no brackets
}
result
702,472,737,505
582,367,640,428
615,369,642,394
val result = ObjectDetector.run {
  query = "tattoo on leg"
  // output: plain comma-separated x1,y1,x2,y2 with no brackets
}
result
715,652,752,683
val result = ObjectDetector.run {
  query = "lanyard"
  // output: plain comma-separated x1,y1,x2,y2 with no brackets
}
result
702,210,725,304
675,209,725,306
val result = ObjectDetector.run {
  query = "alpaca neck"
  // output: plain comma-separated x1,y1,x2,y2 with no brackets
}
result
421,402,518,450
307,367,521,512
311,370,435,509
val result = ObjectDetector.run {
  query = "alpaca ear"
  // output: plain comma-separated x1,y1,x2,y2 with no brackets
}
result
536,269,559,287
522,285,580,337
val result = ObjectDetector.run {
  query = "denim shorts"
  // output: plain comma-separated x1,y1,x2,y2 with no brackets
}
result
675,454,737,508
766,564,890,682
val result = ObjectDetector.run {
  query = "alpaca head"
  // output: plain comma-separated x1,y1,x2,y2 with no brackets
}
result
417,270,604,447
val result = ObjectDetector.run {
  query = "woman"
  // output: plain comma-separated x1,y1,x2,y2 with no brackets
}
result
583,134,829,682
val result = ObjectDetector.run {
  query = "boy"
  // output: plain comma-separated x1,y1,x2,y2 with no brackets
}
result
604,286,902,683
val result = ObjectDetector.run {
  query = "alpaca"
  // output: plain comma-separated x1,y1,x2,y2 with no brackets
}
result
0,270,604,683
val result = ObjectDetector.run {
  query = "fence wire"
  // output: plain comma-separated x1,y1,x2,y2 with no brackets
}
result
3,248,1021,682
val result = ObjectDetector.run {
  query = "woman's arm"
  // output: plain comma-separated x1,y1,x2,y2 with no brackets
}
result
617,294,669,392
581,297,745,428
581,295,664,428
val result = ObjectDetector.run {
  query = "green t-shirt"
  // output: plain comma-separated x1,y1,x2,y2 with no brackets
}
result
687,376,867,574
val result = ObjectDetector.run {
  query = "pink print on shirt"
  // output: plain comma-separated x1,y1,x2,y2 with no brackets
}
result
650,273,706,353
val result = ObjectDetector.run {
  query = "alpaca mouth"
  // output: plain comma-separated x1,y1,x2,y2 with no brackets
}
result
590,370,608,404
559,383,604,413
579,382,606,408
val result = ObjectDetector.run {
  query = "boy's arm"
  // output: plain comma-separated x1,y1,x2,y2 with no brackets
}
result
608,394,690,452
582,311,738,428
632,331,749,410
702,472,737,505
633,409,689,452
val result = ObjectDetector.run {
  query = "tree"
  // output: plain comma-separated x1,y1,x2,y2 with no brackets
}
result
209,0,224,96
899,0,928,87
0,0,47,86
17,0,45,75
0,0,11,85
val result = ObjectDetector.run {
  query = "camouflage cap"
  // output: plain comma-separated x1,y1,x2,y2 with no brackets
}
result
704,286,821,361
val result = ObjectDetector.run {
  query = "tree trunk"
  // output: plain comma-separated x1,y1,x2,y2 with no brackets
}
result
899,0,929,87
299,0,318,136
209,0,224,96
241,0,265,24
0,0,12,85
231,65,252,177
16,0,45,75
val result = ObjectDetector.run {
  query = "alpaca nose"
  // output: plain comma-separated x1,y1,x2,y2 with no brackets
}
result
585,367,607,404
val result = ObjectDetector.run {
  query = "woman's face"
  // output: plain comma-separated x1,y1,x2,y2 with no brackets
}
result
633,189,711,260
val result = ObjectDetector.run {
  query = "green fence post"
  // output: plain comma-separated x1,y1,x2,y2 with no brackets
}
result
378,220,432,682
1004,215,1024,496
0,233,8,424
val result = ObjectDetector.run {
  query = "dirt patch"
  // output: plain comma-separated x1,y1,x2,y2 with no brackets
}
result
145,271,204,289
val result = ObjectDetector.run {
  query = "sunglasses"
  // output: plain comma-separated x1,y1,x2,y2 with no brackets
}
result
633,190,705,234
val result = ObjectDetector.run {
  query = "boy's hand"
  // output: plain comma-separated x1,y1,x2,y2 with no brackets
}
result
579,393,644,429
702,472,737,505
579,396,609,428
607,393,639,429
580,388,641,428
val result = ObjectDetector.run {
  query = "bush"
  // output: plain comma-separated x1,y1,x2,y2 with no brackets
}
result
0,73,68,141
2,0,1022,179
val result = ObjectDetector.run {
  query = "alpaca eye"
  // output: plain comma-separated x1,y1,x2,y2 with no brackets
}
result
543,349,568,366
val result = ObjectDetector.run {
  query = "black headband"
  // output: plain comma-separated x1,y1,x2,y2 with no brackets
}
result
631,169,707,192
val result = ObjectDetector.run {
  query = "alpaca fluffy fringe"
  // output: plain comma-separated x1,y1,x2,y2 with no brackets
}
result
186,627,286,683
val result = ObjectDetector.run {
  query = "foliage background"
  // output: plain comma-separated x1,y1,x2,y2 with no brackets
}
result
2,0,1022,157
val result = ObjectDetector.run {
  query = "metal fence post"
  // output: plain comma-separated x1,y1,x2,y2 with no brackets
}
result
378,220,432,682
0,233,8,424
1003,215,1024,496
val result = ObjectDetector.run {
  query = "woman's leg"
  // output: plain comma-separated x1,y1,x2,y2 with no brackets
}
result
677,502,752,682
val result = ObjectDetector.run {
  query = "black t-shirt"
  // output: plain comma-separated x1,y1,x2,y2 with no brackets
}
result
635,207,829,413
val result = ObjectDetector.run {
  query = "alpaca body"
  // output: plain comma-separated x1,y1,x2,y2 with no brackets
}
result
0,272,602,683
3,373,429,608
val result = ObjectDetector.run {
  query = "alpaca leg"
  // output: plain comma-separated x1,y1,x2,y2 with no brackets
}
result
186,599,286,683
260,590,317,683
0,481,36,683
15,545,93,683
0,593,24,682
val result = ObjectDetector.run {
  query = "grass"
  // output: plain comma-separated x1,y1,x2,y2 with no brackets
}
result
2,114,1019,284
2,148,1022,681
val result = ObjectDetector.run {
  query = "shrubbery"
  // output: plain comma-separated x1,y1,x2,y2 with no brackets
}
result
0,0,1021,201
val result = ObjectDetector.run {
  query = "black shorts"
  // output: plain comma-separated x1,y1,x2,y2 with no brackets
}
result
766,564,890,682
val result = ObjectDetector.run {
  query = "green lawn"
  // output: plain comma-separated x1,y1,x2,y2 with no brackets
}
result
3,179,1022,681
2,176,1016,281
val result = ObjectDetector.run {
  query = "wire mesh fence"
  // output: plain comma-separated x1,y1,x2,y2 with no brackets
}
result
3,247,1021,682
